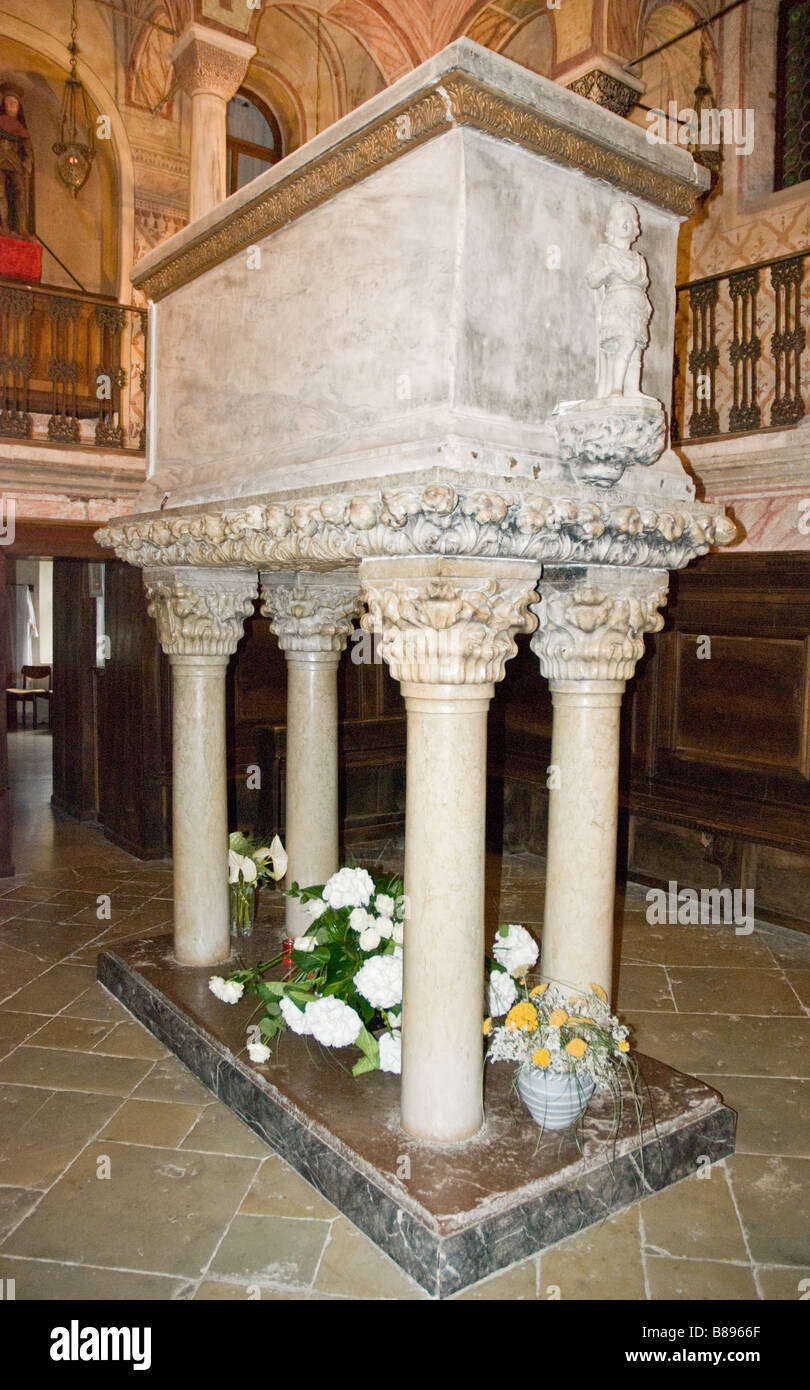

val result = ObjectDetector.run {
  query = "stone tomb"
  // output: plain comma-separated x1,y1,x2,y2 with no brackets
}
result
97,39,736,1290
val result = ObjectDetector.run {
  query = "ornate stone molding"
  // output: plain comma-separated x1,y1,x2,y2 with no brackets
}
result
260,571,362,653
360,558,539,685
97,480,737,576
143,566,257,656
169,23,255,102
530,565,668,682
566,69,640,118
551,399,667,487
133,70,702,301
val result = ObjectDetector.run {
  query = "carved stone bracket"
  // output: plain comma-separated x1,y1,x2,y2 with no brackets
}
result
530,564,668,683
143,566,258,656
170,23,256,102
360,557,540,685
260,570,362,653
566,68,641,118
97,479,737,577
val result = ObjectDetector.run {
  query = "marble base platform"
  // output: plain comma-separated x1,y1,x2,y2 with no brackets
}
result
97,931,736,1298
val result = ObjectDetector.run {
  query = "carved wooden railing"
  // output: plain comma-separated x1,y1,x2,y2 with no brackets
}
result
672,250,808,443
0,281,146,452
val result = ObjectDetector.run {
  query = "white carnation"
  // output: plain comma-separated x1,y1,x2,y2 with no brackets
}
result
279,993,312,1035
293,935,316,953
492,924,539,976
358,927,382,952
488,969,517,1017
378,1030,402,1074
375,916,394,939
322,866,374,910
306,898,327,920
375,894,395,917
247,1040,271,1064
209,975,245,1004
349,907,370,932
305,997,362,1048
354,953,403,1010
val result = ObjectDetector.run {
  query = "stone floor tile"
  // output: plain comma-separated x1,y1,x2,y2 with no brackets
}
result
630,1012,810,1079
92,1021,169,1060
313,1216,427,1299
26,1015,114,1052
208,1212,330,1289
0,1188,41,1242
756,1265,810,1300
641,1171,748,1262
0,1255,196,1300
786,969,810,1008
131,1055,216,1106
726,1154,810,1266
538,1204,645,1301
698,1076,810,1156
99,1098,202,1148
3,963,96,1015
61,982,131,1022
4,1143,260,1277
0,920,106,965
452,1256,538,1300
619,922,776,969
179,1103,272,1158
0,1087,120,1188
757,927,810,970
616,962,675,1013
645,1256,758,1300
0,1009,45,1058
0,943,46,1001
6,901,81,924
667,968,804,1016
194,1279,306,1299
239,1156,339,1221
0,1045,152,1096
0,885,60,903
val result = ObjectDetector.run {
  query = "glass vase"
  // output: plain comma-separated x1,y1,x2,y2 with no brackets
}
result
229,882,256,938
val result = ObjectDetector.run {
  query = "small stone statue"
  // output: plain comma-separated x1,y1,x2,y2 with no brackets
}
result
0,83,34,239
585,200,651,398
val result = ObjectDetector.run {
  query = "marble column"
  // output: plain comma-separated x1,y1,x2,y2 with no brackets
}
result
144,566,258,966
170,23,256,222
361,557,540,1143
260,571,362,937
531,565,668,1000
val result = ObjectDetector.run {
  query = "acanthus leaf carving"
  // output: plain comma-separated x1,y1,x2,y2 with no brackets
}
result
143,566,258,656
530,567,669,682
260,573,362,653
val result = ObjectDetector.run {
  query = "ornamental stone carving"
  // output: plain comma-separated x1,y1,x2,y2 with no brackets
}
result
143,566,258,657
170,24,256,102
530,565,668,683
260,571,362,653
96,480,737,576
360,559,539,685
566,69,641,119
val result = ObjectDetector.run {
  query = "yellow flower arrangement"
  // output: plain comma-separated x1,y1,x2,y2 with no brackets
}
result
505,1001,539,1031
532,1048,551,1067
566,1038,588,1058
482,1017,492,1035
568,1015,596,1026
530,983,548,997
548,1008,568,1027
589,982,608,1003
617,1039,630,1053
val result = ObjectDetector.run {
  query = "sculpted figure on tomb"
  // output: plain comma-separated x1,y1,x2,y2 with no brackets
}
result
0,84,34,238
585,200,652,398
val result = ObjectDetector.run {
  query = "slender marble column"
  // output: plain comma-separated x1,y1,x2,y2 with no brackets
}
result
261,571,362,937
531,565,668,1001
361,556,540,1142
144,566,258,966
170,24,256,222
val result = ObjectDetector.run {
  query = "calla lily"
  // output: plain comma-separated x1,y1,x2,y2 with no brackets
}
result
266,834,287,881
228,849,257,885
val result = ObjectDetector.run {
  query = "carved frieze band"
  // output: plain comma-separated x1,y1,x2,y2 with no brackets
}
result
530,566,669,682
360,566,539,685
135,72,701,300
143,566,258,657
98,482,737,577
260,572,362,653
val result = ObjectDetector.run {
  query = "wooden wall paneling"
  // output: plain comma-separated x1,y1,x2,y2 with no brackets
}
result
51,559,97,820
0,549,14,876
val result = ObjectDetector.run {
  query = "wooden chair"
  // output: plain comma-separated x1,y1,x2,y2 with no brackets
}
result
9,665,53,729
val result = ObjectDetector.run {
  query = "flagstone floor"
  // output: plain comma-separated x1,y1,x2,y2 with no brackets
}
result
0,727,808,1300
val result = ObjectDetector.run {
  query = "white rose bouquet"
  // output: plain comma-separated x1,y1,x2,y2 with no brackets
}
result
210,865,405,1077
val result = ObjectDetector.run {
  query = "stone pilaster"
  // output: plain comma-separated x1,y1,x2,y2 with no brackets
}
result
360,556,540,1143
260,571,362,934
144,566,258,966
530,565,668,998
169,23,256,222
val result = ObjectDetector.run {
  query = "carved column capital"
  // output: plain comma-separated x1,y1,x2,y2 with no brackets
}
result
170,23,256,102
360,557,539,685
143,566,258,657
260,570,362,655
530,564,668,683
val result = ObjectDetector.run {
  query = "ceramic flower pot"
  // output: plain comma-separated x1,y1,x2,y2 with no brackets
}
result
517,1062,596,1130
229,882,256,938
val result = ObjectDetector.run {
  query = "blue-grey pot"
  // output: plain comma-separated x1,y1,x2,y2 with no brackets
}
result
517,1063,596,1130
